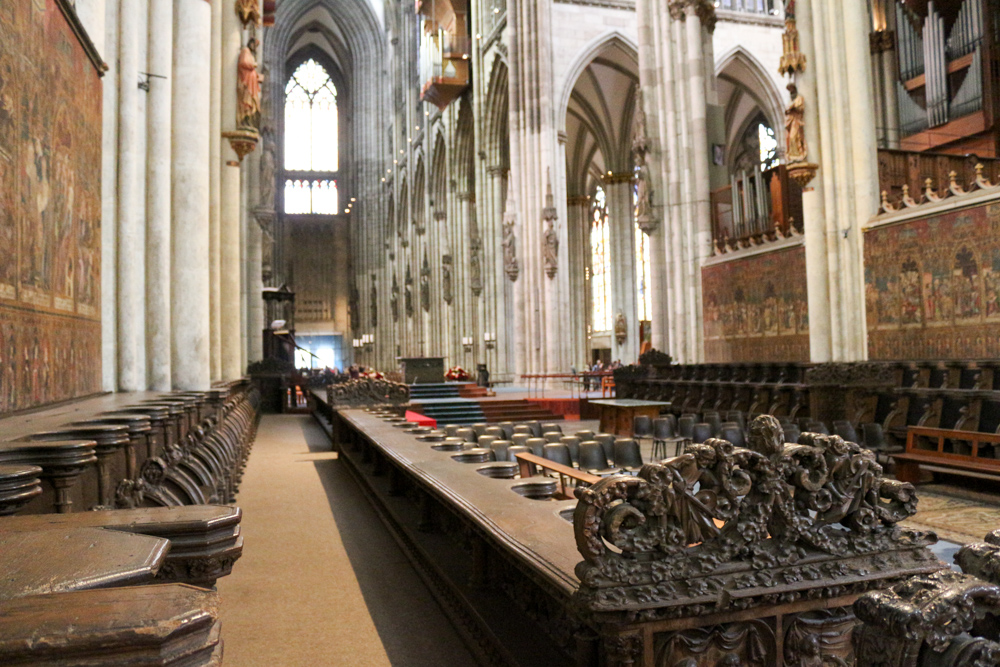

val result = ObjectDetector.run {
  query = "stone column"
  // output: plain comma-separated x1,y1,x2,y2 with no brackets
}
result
115,0,142,391
566,196,589,369
209,0,223,381
171,0,212,390
798,0,876,362
100,0,119,392
606,176,638,364
219,4,243,380
146,0,172,390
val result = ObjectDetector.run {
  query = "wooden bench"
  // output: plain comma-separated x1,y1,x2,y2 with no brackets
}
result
893,425,1000,482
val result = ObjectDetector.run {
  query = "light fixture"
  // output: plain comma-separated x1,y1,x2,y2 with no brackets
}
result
462,336,473,351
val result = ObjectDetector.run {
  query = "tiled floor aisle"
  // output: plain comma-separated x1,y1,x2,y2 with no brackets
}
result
217,415,476,666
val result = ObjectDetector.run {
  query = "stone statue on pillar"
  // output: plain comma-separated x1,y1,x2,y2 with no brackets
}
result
390,274,400,323
259,127,276,209
370,275,378,328
420,252,431,313
542,170,558,279
237,38,262,130
784,83,807,163
502,197,519,282
469,236,483,297
442,254,454,304
404,265,414,318
632,90,657,234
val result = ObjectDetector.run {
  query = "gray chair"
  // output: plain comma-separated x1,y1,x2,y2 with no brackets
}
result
719,422,745,448
490,441,511,463
525,437,547,457
833,420,858,443
544,432,564,443
559,435,581,464
633,415,653,444
541,423,563,435
805,421,830,435
497,422,515,439
511,433,531,448
652,417,685,460
578,441,619,476
444,424,462,437
726,410,746,432
543,443,573,468
613,438,643,473
692,422,713,444
455,427,477,443
574,429,596,442
472,423,490,437
478,435,499,449
484,426,506,439
512,424,533,436
703,413,722,437
594,433,616,463
526,421,543,437
678,416,696,440
783,425,801,444
507,445,530,464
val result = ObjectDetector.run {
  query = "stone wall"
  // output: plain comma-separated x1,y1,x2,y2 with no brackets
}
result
865,197,1000,360
702,245,810,362
0,0,103,413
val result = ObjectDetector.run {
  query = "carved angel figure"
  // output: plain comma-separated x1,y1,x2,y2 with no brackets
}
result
543,222,558,279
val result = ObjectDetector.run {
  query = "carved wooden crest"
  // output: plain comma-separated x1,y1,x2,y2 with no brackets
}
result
573,415,938,618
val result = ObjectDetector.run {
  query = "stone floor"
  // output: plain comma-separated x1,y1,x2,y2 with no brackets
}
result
217,415,475,666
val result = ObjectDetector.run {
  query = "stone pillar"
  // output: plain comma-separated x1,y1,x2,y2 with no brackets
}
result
605,176,638,364
798,0,876,362
115,0,142,391
566,196,589,369
637,0,716,363
171,0,212,390
209,0,223,382
219,4,243,380
100,0,119,392
146,0,172,390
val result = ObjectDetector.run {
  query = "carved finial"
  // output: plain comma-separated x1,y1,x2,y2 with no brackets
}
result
975,163,995,189
901,184,918,208
924,177,942,203
948,170,967,197
879,190,896,214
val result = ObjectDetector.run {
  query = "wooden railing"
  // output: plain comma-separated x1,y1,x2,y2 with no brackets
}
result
514,452,600,499
877,148,1000,206
710,164,803,253
894,425,1000,482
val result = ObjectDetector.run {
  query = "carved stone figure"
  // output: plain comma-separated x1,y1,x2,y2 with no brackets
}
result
369,275,378,328
404,265,414,318
469,236,483,297
614,312,627,346
419,252,430,313
390,274,399,323
785,83,807,163
235,0,261,27
259,128,275,209
502,201,519,282
237,39,262,130
543,221,559,279
441,254,453,305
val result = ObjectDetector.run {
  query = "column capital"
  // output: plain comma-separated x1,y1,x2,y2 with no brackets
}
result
602,171,635,184
668,0,716,32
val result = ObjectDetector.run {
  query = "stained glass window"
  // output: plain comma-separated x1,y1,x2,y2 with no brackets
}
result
591,186,612,332
758,123,777,170
284,59,338,214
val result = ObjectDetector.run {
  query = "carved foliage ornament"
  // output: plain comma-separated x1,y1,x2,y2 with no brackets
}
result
668,0,717,32
235,0,261,27
572,415,936,614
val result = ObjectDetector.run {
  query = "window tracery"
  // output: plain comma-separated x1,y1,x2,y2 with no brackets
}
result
283,59,339,214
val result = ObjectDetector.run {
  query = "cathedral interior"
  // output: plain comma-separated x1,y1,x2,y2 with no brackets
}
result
3,0,1000,664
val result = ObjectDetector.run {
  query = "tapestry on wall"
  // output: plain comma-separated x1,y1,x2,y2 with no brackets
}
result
865,200,1000,360
0,0,103,413
702,245,810,363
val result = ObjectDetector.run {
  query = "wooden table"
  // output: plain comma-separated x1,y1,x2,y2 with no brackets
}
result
589,399,670,436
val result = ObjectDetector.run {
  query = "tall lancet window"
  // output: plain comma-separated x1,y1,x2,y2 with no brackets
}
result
590,186,612,333
284,59,339,214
